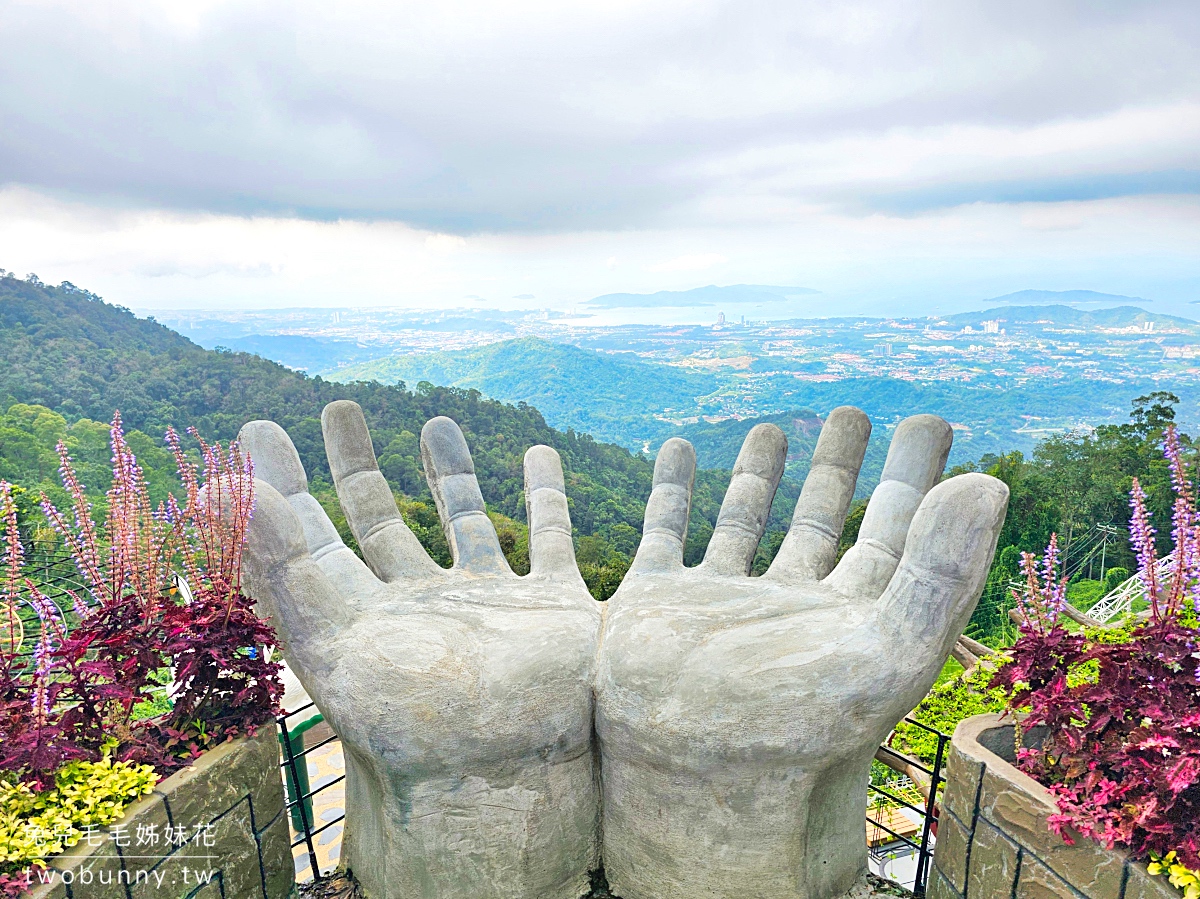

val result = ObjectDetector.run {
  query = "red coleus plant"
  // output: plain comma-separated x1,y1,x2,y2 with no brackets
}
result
0,414,281,789
993,426,1200,869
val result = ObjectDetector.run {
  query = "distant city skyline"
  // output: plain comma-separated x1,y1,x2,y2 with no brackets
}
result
1,1,1197,316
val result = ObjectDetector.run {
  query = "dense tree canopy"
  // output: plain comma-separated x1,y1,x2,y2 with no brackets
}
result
954,391,1194,644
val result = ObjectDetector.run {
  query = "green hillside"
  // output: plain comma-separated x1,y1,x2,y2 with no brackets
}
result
675,411,891,494
328,337,719,450
2,273,1194,642
329,328,1177,468
943,303,1199,329
0,275,798,595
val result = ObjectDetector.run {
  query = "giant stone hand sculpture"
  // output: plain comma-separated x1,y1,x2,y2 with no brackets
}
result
240,400,1007,899
596,409,1008,899
238,402,601,899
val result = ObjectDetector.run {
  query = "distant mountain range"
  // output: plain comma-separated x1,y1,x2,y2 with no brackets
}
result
942,304,1193,329
208,334,385,372
332,337,720,447
327,342,899,488
983,289,1153,306
330,302,1196,472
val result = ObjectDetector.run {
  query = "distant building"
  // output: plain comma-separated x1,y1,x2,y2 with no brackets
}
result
717,311,726,325
873,343,893,357
982,319,1001,334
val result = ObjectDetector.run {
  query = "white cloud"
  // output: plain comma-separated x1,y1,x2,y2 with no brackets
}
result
3,187,1198,317
0,1,1197,313
1,0,1197,231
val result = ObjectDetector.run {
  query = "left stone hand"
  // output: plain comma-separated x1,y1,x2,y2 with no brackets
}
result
239,402,602,899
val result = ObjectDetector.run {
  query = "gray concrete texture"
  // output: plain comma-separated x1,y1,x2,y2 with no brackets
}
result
239,402,1009,899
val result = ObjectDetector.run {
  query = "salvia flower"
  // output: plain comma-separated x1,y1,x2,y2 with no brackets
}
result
1011,534,1069,636
996,427,1200,873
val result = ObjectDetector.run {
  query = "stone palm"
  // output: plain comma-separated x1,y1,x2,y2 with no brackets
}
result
596,408,1009,899
239,401,601,899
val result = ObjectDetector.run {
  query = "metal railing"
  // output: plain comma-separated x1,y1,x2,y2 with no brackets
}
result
6,550,90,664
277,701,346,884
869,717,950,897
1087,551,1173,623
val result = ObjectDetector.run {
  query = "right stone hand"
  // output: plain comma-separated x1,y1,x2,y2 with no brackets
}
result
596,408,1009,899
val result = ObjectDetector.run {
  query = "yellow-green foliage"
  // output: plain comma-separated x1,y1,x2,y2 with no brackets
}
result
890,658,1010,766
0,752,157,874
1149,852,1200,899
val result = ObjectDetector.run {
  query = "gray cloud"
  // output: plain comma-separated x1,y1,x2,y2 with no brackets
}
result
1,0,1198,232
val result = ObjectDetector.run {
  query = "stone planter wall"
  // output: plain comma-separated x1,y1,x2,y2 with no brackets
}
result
30,726,293,899
930,713,1176,899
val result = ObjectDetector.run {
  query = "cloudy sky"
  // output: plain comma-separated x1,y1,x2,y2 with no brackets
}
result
1,0,1198,316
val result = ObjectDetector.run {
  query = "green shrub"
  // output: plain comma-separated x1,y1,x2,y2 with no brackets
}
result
0,746,156,877
890,659,1009,766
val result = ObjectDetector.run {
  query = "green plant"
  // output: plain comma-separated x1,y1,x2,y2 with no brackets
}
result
890,659,1009,766
994,427,1200,874
1,416,281,788
0,744,156,888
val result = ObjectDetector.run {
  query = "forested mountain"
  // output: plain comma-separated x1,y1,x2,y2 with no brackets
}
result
0,275,797,595
672,410,891,494
326,305,1194,467
330,336,719,449
1,274,1193,633
208,334,389,373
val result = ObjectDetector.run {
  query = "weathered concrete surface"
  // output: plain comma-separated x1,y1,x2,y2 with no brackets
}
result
595,412,1009,899
241,405,602,899
932,714,1176,899
243,403,1009,899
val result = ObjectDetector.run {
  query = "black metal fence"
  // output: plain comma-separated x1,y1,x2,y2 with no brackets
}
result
277,701,347,883
869,716,951,896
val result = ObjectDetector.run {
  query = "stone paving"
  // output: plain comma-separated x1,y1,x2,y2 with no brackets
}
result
289,738,346,883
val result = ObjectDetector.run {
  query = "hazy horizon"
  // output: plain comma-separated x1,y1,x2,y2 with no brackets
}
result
131,286,1199,329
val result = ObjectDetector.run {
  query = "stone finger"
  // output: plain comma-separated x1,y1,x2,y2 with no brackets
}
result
703,424,787,576
873,473,1009,712
525,445,585,584
421,416,512,576
824,414,953,600
629,438,696,575
239,420,381,602
243,478,356,670
322,400,442,581
767,406,870,582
